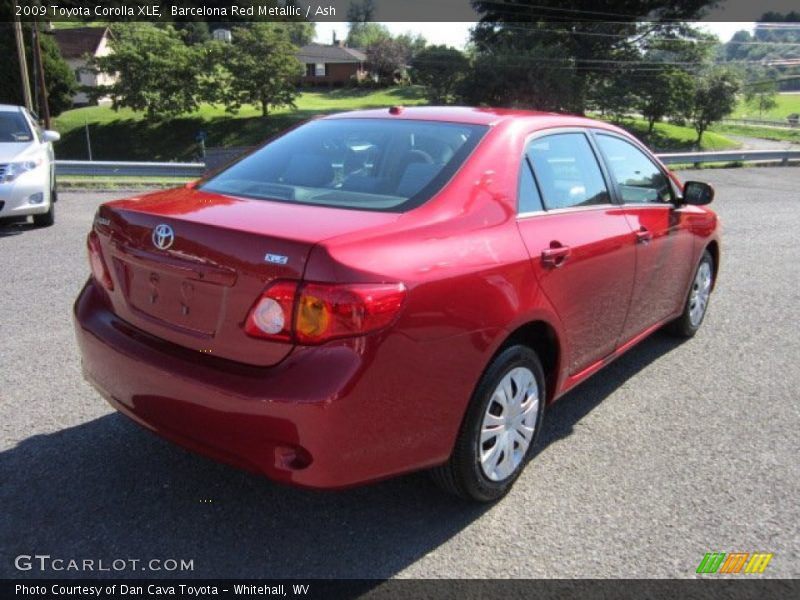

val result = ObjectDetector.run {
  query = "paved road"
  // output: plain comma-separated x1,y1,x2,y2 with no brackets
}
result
726,134,800,151
1,169,798,579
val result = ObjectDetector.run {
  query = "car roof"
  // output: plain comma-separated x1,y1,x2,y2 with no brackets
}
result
0,104,24,114
322,106,625,133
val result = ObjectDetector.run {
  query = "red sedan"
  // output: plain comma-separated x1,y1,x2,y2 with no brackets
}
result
74,107,719,502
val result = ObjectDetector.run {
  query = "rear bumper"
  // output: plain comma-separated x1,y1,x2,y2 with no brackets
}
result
73,281,463,489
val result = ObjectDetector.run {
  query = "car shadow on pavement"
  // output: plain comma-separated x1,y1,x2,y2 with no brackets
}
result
0,332,684,580
537,330,686,452
0,220,36,237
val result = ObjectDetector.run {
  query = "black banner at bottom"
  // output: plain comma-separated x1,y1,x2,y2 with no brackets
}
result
3,579,799,600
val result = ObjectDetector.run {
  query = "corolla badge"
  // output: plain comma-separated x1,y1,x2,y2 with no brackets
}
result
264,253,288,265
152,224,175,250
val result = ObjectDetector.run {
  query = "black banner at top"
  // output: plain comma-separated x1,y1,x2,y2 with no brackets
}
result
4,0,800,23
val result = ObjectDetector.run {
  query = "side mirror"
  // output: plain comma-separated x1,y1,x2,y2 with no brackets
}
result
43,130,61,143
681,181,714,206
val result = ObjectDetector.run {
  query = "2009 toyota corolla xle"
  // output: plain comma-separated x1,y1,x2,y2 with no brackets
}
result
74,107,719,502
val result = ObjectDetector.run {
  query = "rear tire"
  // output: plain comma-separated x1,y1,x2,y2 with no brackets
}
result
668,250,714,338
430,345,546,502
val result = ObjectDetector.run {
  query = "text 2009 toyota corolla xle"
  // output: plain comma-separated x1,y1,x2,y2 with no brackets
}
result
74,107,719,502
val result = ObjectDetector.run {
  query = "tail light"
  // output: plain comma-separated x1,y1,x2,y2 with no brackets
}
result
87,231,114,291
245,281,406,345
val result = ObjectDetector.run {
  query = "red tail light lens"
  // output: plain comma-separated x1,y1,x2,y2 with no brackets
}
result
87,231,114,291
245,281,406,345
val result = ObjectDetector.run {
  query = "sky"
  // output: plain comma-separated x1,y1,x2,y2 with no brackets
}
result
313,22,755,49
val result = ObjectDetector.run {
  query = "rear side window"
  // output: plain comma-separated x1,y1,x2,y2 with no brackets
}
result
526,133,610,210
596,134,673,204
518,160,543,214
200,118,488,212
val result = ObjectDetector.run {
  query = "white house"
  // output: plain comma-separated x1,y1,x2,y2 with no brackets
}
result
52,26,116,106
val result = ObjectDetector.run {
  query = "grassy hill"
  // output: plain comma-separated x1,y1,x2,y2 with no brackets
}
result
731,93,800,121
53,86,738,162
609,118,739,152
53,87,428,162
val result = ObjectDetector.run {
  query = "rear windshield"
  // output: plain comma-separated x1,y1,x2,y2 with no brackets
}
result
0,111,33,143
200,118,488,212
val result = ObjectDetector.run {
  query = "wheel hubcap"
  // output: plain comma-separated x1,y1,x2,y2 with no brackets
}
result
479,367,539,482
689,261,712,327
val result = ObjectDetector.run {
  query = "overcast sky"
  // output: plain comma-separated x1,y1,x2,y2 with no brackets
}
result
314,22,755,49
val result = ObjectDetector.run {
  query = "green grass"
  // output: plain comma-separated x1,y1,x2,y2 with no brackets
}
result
54,87,740,162
710,123,800,144
52,87,428,161
731,93,800,121
58,175,192,190
602,117,740,152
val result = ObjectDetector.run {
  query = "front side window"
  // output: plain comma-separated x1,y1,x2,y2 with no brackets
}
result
526,133,610,210
596,134,673,204
201,118,488,212
0,111,33,143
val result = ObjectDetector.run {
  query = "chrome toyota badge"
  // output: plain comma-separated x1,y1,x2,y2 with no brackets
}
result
152,224,175,250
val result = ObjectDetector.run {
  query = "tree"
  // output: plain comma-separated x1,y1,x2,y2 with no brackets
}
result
458,42,579,112
91,23,201,119
470,0,716,114
0,23,76,117
220,24,303,116
346,0,389,48
282,22,316,46
395,32,428,63
688,68,741,144
366,38,408,85
348,22,391,49
637,68,696,132
412,45,468,103
745,80,778,118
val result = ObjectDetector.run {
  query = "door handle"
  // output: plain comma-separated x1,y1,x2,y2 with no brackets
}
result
541,245,571,268
635,227,653,244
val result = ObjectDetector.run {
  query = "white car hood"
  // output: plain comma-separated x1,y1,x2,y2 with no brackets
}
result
0,142,38,163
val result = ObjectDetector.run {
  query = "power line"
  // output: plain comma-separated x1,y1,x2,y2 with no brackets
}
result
474,1,700,22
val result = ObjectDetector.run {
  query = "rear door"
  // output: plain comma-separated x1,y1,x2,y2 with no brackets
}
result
592,132,695,342
515,130,636,375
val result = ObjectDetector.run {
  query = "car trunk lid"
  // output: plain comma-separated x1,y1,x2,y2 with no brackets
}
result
94,187,399,366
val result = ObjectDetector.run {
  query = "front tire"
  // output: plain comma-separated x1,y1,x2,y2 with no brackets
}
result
33,201,54,227
431,345,546,502
33,182,56,227
668,249,714,338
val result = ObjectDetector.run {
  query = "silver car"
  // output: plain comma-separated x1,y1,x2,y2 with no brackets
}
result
0,105,60,227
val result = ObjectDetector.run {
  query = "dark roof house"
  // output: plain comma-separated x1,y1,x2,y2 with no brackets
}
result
297,42,368,85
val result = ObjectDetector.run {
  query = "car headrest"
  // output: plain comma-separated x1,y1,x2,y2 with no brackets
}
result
281,154,333,187
396,163,440,198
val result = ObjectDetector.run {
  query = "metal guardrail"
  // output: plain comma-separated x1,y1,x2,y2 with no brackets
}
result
658,150,800,166
55,150,800,178
55,160,206,178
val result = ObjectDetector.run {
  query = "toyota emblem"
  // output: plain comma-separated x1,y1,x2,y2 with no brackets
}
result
152,224,175,250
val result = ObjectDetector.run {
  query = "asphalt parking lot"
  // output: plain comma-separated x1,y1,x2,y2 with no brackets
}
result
1,168,798,579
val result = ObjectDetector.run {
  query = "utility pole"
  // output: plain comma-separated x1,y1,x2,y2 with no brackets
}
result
32,21,51,128
12,1,34,112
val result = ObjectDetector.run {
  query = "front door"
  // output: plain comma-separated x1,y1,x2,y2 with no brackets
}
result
593,133,695,343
